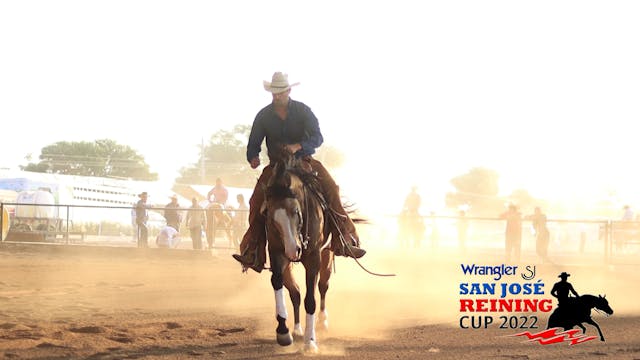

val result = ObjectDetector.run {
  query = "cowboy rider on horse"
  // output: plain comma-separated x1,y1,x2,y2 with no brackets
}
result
232,72,366,273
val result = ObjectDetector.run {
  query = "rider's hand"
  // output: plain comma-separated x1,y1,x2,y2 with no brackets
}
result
249,157,260,169
285,143,302,154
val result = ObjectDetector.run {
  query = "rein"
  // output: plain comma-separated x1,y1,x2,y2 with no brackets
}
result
302,179,395,277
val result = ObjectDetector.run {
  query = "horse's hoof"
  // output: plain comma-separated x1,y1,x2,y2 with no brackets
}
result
304,340,319,353
293,323,303,338
318,311,329,331
276,332,293,346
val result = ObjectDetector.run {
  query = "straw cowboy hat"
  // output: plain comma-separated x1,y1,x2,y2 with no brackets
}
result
263,72,299,94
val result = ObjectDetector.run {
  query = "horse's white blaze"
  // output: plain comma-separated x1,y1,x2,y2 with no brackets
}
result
274,288,287,319
274,208,298,260
305,313,316,343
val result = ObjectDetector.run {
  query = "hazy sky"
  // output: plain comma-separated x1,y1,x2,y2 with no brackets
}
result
1,1,639,212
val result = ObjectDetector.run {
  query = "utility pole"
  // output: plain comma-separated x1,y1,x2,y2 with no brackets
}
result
200,137,205,183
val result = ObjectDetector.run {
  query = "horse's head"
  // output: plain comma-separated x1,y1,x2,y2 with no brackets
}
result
595,294,614,315
263,157,305,262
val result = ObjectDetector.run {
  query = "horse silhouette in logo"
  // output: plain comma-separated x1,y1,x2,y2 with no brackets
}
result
546,294,613,341
547,273,614,341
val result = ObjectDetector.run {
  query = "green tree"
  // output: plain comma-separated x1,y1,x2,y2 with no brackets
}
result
445,167,503,215
175,125,260,187
21,139,158,180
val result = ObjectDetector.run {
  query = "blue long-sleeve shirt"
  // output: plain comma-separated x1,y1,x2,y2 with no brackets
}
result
246,99,324,162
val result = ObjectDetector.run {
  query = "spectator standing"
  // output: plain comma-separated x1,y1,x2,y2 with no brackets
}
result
231,193,249,251
164,195,182,230
526,206,551,263
135,192,149,248
185,198,207,250
500,204,522,262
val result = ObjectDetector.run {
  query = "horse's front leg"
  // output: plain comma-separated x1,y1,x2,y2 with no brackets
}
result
270,251,293,346
303,253,321,353
283,263,302,337
584,318,606,341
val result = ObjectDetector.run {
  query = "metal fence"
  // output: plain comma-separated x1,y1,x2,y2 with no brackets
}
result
2,203,639,265
0,202,247,251
359,214,639,265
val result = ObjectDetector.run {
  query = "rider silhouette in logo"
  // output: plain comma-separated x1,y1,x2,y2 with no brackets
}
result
550,272,579,307
546,271,613,342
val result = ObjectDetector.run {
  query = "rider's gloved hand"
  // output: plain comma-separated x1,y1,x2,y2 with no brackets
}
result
250,157,260,169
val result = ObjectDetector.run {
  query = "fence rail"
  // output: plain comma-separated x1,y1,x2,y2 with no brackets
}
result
0,202,247,251
2,202,639,265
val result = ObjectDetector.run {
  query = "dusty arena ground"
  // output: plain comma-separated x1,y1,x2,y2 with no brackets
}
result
0,242,639,360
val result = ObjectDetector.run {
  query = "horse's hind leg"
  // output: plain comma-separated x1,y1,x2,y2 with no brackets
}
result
318,248,332,331
283,264,303,337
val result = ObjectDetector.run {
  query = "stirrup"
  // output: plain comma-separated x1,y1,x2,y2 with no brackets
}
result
333,231,365,258
334,241,366,259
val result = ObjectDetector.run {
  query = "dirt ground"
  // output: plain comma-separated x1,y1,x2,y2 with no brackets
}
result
0,242,639,360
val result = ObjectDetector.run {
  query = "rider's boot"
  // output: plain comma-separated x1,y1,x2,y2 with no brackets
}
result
307,157,366,259
232,227,266,273
331,217,366,259
232,165,272,273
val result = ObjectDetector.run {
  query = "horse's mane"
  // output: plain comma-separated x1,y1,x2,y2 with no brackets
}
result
266,145,364,223
266,146,324,203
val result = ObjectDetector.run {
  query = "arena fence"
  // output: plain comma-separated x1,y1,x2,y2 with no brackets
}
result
0,202,246,251
1,203,638,265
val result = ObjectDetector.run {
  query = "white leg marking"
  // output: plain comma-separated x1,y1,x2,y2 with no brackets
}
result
319,309,329,330
304,313,318,352
274,288,287,319
293,322,303,337
274,209,298,260
305,313,316,342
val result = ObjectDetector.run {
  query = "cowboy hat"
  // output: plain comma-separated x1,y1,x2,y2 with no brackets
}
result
263,72,299,94
558,272,570,278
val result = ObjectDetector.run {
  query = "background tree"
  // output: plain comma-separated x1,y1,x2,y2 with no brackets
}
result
21,139,158,180
175,124,345,188
445,167,504,216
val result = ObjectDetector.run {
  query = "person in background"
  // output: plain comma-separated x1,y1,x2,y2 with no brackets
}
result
130,204,138,243
500,203,522,262
156,225,181,248
525,206,551,263
164,195,182,230
207,178,229,206
185,197,207,250
135,192,149,248
231,193,249,251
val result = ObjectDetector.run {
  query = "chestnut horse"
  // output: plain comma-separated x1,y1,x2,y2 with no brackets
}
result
262,153,332,352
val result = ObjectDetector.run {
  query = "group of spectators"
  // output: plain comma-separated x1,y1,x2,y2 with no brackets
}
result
133,178,249,250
